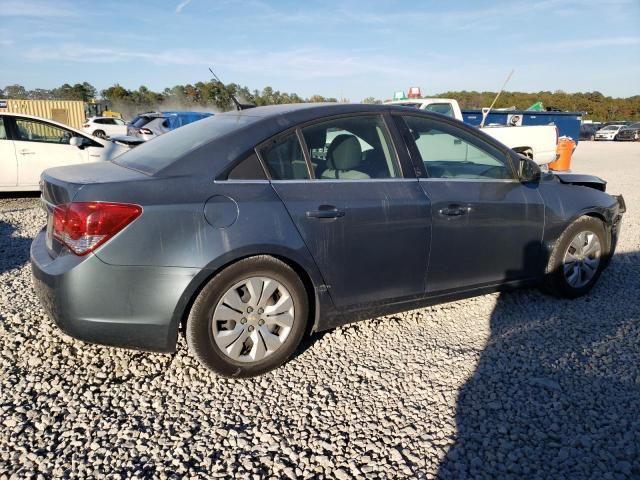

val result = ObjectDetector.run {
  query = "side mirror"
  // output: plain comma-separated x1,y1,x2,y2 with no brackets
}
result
518,155,541,183
70,136,89,149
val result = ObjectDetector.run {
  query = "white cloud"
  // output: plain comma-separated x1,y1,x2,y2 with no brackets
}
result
175,0,192,13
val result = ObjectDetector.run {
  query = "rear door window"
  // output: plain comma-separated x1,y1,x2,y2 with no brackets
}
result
301,115,399,180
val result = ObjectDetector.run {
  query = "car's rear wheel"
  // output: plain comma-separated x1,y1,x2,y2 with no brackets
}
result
186,256,309,377
544,216,609,298
92,129,106,138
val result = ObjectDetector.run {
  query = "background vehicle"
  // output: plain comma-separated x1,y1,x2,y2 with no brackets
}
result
0,113,127,191
580,123,601,141
386,98,559,165
32,104,625,378
82,116,128,138
126,111,213,141
615,122,640,142
594,124,624,141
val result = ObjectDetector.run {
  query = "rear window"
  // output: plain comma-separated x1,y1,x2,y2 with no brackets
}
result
132,116,154,128
424,103,455,117
114,114,260,174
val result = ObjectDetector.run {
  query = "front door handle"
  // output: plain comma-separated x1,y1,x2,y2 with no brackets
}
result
439,205,469,217
306,205,345,219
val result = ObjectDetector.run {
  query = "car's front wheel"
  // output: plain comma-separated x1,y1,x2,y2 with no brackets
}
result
186,256,309,377
545,216,609,298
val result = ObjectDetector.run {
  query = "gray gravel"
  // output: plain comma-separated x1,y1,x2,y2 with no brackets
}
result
1,142,639,478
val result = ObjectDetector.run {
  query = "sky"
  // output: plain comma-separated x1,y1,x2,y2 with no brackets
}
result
0,0,639,100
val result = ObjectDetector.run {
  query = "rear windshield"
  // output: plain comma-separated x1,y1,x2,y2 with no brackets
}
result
424,103,455,117
114,113,260,174
132,116,155,128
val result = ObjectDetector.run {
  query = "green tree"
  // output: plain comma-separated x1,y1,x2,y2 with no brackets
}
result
3,84,28,99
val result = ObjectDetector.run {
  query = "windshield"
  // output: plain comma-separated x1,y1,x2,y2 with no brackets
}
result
601,126,620,131
114,113,260,174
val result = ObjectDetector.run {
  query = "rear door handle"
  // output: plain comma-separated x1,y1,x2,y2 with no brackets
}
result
439,205,469,216
19,149,35,155
306,205,345,219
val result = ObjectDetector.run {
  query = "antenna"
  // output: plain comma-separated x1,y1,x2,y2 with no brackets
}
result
208,67,255,111
480,69,514,128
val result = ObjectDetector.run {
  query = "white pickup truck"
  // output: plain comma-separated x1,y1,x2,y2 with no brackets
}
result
386,98,559,165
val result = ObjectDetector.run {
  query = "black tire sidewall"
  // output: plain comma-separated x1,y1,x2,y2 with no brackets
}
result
546,217,609,298
93,130,105,138
186,256,309,378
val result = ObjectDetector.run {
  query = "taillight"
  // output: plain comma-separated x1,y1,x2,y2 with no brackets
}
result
555,126,559,145
138,128,153,135
52,202,142,256
82,124,90,128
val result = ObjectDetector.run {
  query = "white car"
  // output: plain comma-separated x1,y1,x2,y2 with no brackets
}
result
594,125,624,141
82,116,128,139
0,113,128,192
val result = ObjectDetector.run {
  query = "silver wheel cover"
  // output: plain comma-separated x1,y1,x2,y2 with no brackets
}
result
562,230,602,288
212,276,294,363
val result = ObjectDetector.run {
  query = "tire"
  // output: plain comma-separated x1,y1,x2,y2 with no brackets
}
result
544,216,609,298
93,130,106,138
186,256,309,377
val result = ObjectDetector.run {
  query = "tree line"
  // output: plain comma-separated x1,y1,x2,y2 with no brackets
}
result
1,82,637,121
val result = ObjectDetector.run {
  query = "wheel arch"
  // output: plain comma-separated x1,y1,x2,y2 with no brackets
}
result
170,247,325,349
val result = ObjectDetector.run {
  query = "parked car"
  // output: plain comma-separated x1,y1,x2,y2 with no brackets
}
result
594,125,625,141
0,113,127,192
82,116,128,139
615,122,640,142
32,104,625,377
579,123,601,141
126,111,213,141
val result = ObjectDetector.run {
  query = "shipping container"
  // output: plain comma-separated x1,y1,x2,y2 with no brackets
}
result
462,109,583,143
0,99,86,129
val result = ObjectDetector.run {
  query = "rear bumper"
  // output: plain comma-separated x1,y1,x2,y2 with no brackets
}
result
31,230,199,353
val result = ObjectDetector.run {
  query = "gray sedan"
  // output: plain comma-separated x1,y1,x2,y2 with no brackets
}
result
31,104,625,377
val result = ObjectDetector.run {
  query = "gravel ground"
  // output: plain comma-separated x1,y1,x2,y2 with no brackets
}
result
1,142,639,478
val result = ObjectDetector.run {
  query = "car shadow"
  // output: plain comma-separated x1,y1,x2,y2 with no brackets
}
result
0,221,33,274
437,249,640,478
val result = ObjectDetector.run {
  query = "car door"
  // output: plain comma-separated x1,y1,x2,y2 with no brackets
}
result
0,116,18,187
259,113,431,310
395,114,545,294
12,117,87,188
